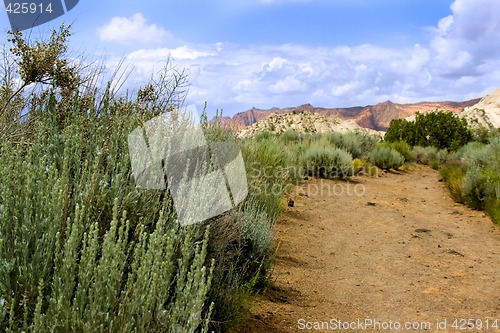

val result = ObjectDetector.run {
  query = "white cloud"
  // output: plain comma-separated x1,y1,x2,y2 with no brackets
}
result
110,0,499,114
97,13,172,45
430,0,500,78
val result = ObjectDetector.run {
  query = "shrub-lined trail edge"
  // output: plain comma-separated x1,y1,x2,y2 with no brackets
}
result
233,165,500,333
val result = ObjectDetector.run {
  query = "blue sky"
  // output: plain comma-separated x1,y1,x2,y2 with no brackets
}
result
1,0,500,117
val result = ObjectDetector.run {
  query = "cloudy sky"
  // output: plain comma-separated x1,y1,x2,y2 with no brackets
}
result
1,0,500,117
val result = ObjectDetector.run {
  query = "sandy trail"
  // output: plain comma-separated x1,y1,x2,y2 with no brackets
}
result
232,166,500,333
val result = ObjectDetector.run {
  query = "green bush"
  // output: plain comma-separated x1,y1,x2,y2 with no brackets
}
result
439,162,467,203
326,132,379,159
369,146,405,170
385,111,472,150
0,96,215,332
0,27,290,332
300,145,354,179
279,129,303,144
461,166,496,210
440,138,499,224
412,146,439,165
253,130,273,141
436,148,451,165
382,141,414,162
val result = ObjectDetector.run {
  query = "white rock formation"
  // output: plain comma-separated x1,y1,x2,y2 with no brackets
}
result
460,88,500,129
238,111,382,138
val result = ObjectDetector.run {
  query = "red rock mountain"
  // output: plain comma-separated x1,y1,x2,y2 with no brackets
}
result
219,99,480,131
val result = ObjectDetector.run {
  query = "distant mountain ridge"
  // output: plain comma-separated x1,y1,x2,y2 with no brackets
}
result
238,110,382,138
220,99,481,131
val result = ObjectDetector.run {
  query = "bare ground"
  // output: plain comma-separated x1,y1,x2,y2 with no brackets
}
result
231,165,500,333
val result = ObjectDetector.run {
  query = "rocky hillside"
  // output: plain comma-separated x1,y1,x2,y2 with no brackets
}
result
237,110,381,138
221,99,480,131
460,88,500,129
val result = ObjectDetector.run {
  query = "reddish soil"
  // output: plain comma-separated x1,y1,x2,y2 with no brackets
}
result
231,166,500,333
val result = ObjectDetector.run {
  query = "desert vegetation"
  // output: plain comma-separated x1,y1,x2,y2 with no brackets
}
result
0,26,296,332
0,25,498,333
385,113,499,224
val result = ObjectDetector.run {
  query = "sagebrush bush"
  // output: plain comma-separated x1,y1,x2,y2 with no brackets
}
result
0,95,216,332
326,132,379,159
412,145,439,165
279,129,303,144
0,26,291,332
456,141,489,167
440,136,499,224
382,141,414,162
253,130,273,141
369,146,404,170
439,162,467,203
461,166,495,210
436,148,451,165
300,145,354,179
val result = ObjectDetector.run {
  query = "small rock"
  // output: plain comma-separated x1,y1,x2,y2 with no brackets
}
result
446,249,464,257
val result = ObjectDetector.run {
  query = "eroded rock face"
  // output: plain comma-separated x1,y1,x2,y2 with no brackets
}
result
237,110,382,138
220,99,479,131
460,88,500,130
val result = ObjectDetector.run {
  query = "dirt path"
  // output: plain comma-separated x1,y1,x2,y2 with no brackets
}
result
232,166,500,333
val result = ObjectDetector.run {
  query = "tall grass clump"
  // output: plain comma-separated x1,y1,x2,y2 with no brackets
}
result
369,146,404,170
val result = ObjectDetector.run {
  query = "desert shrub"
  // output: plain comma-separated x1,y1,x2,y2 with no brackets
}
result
436,148,452,164
279,129,302,144
253,130,273,141
385,111,472,150
381,141,414,162
0,26,292,332
326,131,343,146
430,159,440,170
456,141,488,167
461,166,496,210
312,132,325,142
0,95,216,332
326,132,379,159
439,162,467,203
352,158,378,177
369,146,404,170
300,145,354,179
440,146,499,224
353,158,365,175
412,146,439,165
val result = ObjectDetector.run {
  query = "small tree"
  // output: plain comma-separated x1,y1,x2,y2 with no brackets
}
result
1,24,81,140
385,111,472,150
